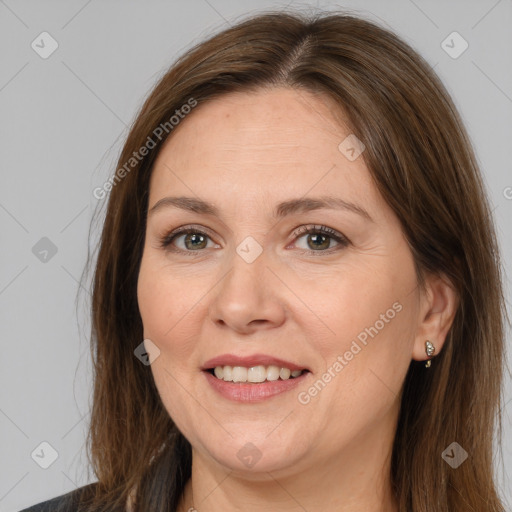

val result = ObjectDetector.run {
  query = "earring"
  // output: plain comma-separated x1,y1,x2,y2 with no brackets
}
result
425,340,435,368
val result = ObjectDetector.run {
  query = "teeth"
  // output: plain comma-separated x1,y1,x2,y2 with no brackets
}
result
232,366,247,382
222,366,232,381
211,365,305,383
279,367,291,380
247,366,266,383
266,365,280,381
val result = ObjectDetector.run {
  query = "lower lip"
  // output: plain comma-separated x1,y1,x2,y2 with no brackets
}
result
203,371,308,402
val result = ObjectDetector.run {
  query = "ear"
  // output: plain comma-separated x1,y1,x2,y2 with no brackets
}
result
411,272,459,363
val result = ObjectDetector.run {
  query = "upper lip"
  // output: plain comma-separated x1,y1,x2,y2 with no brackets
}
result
201,353,309,372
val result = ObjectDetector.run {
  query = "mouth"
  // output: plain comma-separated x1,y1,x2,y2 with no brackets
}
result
205,365,309,383
201,354,311,402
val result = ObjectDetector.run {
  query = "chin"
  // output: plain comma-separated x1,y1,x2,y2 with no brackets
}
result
195,432,310,477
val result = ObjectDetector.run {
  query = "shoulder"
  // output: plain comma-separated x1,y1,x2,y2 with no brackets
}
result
18,483,98,512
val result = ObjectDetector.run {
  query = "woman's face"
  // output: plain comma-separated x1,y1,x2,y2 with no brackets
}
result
137,87,425,476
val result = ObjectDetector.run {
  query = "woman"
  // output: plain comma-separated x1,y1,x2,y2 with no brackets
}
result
21,9,508,512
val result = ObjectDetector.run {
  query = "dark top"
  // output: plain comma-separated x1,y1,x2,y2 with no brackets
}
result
19,491,72,511
18,484,98,512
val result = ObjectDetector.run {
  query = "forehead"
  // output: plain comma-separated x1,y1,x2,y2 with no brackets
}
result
148,87,383,219
157,87,351,158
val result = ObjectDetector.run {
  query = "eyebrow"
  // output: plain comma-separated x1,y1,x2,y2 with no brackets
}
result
148,195,374,222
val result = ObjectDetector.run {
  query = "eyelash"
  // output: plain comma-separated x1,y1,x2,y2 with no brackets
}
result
158,224,350,256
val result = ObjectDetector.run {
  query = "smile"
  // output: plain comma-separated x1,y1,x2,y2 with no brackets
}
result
201,354,311,402
203,368,310,402
210,365,305,383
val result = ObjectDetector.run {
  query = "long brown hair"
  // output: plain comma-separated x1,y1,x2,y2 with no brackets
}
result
75,9,509,512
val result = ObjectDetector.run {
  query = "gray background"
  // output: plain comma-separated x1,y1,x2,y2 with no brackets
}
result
1,0,511,510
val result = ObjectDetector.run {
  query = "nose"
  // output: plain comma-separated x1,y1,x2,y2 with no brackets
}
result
207,245,287,335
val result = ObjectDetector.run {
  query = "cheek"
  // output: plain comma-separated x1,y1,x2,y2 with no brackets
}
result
137,261,206,432
309,267,401,349
137,260,199,359
307,256,417,392
137,263,168,340
306,296,415,436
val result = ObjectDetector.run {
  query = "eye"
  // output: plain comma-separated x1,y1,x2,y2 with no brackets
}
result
159,225,218,254
291,225,349,254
